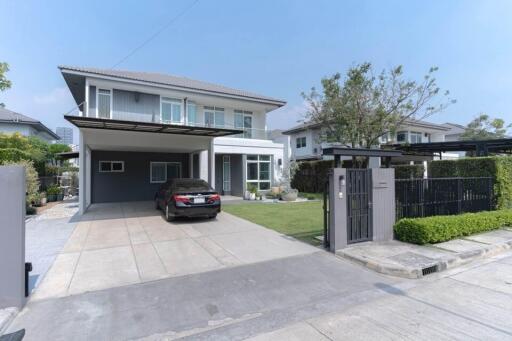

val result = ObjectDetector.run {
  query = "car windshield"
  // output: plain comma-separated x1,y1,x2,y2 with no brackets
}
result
173,179,211,192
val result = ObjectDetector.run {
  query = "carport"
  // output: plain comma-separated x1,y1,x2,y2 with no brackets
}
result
66,115,242,214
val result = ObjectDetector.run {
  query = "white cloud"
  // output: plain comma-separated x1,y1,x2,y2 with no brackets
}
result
33,87,69,105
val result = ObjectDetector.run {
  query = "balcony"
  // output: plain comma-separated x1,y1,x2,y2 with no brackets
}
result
68,105,272,140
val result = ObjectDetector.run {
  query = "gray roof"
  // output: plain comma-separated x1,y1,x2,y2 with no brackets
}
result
0,107,60,140
442,122,467,135
59,65,286,106
283,118,450,135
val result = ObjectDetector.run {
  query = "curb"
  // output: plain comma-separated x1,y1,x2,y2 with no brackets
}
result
0,307,18,335
336,239,512,279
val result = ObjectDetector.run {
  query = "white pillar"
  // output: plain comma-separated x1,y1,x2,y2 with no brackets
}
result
78,131,86,214
85,146,91,207
208,139,215,187
199,150,208,181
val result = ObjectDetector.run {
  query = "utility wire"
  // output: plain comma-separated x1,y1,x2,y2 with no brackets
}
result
110,0,200,69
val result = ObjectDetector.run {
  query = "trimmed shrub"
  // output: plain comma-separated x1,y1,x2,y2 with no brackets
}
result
291,160,334,193
394,210,512,245
428,156,512,209
393,164,425,179
0,148,32,163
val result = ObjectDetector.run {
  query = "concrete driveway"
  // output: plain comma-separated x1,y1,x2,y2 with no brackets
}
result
33,201,318,300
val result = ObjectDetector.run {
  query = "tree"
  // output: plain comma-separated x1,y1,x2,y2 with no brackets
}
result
460,114,510,141
302,63,455,165
0,62,12,108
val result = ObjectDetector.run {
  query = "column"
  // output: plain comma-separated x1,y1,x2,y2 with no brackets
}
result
208,139,215,187
79,131,86,214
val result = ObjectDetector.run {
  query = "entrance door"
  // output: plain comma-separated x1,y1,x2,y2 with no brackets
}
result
346,169,373,244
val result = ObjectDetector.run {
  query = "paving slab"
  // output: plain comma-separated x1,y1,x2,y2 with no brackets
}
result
132,243,168,282
244,322,329,341
464,229,512,244
338,229,512,279
68,246,140,295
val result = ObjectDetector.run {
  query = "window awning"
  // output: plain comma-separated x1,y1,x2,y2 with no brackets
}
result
322,147,403,157
391,138,512,156
64,115,243,137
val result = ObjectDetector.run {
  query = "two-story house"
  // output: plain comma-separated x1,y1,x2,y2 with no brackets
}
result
282,118,453,163
59,66,286,214
0,107,60,142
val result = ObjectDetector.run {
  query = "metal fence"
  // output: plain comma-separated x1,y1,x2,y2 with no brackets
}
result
395,177,494,219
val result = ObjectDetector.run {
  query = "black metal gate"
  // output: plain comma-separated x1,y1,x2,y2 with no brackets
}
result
346,169,373,244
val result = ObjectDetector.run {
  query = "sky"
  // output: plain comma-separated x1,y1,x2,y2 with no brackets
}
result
1,0,512,144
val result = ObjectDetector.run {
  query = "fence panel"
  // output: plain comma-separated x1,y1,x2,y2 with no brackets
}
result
395,177,493,220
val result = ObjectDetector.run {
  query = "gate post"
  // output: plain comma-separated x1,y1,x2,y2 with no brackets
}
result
328,168,348,252
371,168,395,242
0,166,27,309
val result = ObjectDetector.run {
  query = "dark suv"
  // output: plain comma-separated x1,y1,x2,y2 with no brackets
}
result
154,178,221,221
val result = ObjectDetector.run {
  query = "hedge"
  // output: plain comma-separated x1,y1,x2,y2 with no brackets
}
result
393,164,425,179
428,156,512,209
394,210,512,245
0,148,32,163
291,160,334,193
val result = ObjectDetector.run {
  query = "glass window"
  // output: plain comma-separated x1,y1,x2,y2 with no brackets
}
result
97,89,111,119
246,155,271,191
99,161,124,173
204,106,224,128
187,102,197,125
410,132,422,144
247,163,258,180
161,98,182,124
397,131,408,143
151,162,181,183
296,137,306,148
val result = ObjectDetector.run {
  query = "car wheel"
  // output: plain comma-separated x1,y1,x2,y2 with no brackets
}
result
166,205,175,222
155,199,160,210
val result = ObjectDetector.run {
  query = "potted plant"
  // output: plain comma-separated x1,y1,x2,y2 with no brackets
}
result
46,185,61,202
245,183,258,200
40,192,47,206
31,192,42,207
281,188,298,202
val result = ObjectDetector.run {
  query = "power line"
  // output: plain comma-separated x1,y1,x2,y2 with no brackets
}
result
110,0,200,69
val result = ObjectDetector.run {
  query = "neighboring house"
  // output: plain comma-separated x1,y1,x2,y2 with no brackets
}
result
0,107,60,142
282,118,454,163
59,66,286,214
56,126,74,145
442,122,467,142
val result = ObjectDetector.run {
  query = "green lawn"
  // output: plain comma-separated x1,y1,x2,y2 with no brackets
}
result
222,201,324,245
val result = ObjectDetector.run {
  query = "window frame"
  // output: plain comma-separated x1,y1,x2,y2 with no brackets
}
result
296,136,306,148
235,110,253,138
396,131,409,143
98,160,124,173
410,131,422,144
204,106,225,128
186,101,197,126
246,155,272,191
96,88,113,119
160,97,183,124
150,161,182,184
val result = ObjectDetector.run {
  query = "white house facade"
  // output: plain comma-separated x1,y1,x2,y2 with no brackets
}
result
59,66,286,214
282,119,457,163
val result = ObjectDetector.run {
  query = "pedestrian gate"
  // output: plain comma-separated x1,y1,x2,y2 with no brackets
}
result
346,169,373,244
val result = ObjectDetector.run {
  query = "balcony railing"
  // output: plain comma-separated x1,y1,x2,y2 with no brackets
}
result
74,107,272,140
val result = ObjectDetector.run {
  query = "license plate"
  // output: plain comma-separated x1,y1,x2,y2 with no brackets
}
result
194,197,205,204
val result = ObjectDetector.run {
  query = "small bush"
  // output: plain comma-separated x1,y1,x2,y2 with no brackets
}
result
291,160,333,193
394,210,512,245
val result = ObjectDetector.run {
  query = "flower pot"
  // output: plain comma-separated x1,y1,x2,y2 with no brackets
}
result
40,197,47,206
249,193,256,200
271,186,281,194
47,194,57,202
57,193,64,201
281,190,298,202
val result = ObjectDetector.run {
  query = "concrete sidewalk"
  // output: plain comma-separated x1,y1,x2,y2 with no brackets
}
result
245,251,512,340
337,229,512,278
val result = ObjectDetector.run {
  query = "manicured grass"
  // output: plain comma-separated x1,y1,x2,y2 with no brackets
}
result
298,192,324,200
222,201,324,245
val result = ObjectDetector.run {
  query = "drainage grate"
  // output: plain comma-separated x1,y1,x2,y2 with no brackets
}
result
422,265,438,276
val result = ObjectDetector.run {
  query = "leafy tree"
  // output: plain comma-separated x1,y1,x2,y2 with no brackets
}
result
0,62,12,108
302,63,455,166
460,114,510,140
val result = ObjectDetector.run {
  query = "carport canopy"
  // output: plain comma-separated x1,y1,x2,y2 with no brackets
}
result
322,147,403,167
